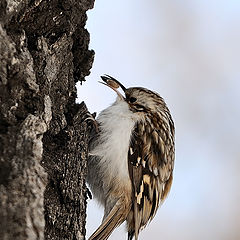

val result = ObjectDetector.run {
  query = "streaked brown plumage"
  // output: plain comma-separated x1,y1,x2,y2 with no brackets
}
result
87,75,175,240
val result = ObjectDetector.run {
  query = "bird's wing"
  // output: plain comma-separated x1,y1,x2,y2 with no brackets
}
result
128,120,175,239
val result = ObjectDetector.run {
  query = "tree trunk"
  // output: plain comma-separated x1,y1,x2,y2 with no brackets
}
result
0,0,95,239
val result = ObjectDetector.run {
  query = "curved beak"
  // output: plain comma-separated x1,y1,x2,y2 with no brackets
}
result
99,75,126,100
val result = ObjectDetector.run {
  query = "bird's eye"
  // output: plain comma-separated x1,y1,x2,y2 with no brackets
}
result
129,97,137,103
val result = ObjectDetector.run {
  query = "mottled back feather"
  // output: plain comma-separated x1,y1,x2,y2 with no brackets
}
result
128,111,175,239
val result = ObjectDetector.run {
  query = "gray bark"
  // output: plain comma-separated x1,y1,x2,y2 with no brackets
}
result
0,0,95,239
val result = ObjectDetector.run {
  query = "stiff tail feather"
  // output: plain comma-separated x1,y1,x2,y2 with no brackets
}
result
88,201,126,240
127,230,134,240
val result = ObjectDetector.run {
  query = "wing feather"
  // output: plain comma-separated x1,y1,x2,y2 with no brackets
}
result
128,119,174,238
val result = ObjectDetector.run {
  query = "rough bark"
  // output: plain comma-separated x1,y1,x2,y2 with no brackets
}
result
0,0,95,239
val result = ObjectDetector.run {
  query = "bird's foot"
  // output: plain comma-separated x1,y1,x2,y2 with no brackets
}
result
84,112,99,133
86,187,93,200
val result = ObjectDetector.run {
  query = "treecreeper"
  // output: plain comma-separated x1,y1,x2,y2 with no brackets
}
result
87,75,175,240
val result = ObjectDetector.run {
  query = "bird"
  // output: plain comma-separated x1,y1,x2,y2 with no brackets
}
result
87,75,175,240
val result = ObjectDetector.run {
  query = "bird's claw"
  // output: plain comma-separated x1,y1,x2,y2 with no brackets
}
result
86,187,93,200
84,112,99,133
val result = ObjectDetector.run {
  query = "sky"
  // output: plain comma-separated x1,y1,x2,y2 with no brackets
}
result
77,1,240,239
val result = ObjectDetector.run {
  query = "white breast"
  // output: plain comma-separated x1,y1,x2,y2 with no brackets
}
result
90,99,137,183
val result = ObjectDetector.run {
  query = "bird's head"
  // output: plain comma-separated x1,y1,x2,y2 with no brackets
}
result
100,75,167,115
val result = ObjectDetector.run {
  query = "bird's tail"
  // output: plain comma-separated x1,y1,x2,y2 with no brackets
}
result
88,200,127,240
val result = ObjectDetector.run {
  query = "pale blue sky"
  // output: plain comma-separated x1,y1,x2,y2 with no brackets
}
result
77,1,240,239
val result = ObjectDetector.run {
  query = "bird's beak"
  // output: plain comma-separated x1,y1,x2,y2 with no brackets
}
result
99,75,126,100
